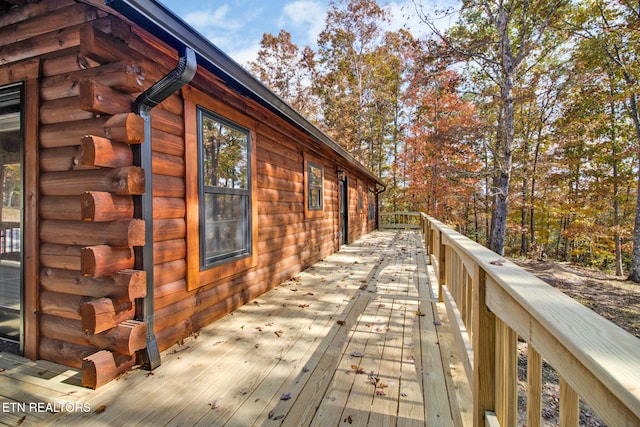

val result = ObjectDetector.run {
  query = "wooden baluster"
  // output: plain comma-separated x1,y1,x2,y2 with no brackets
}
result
560,377,579,427
527,345,542,427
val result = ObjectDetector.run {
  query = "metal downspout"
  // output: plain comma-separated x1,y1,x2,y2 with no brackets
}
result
133,47,197,370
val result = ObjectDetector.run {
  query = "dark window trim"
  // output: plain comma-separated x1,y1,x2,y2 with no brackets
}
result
197,107,252,270
183,86,258,291
303,154,324,219
307,161,323,212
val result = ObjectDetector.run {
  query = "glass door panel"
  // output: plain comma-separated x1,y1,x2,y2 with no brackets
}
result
0,84,22,352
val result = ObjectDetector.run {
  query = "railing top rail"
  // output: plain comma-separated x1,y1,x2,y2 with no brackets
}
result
380,211,420,215
421,213,640,420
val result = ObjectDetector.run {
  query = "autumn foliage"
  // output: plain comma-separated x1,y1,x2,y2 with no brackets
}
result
249,0,640,277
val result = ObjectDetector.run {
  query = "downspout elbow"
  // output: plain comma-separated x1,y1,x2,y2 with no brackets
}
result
134,47,197,114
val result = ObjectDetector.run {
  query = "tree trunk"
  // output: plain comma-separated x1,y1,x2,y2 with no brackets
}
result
627,92,640,282
521,169,529,256
610,95,624,276
489,171,510,255
488,6,515,256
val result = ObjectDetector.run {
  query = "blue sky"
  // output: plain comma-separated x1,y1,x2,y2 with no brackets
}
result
158,0,456,67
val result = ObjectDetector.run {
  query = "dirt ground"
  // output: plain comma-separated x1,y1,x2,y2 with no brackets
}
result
510,258,640,426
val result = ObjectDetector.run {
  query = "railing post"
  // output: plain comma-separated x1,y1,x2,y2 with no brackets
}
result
473,265,495,427
437,232,446,302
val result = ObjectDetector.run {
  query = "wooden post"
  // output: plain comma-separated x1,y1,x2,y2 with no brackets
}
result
473,266,496,427
438,231,446,302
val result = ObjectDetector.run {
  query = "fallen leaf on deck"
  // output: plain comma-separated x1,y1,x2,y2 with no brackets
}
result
275,330,284,337
414,311,425,316
490,259,505,266
351,351,365,357
280,393,291,400
344,415,353,424
368,372,379,385
95,405,107,414
351,365,365,374
168,346,190,355
298,304,309,308
337,320,346,326
306,292,314,296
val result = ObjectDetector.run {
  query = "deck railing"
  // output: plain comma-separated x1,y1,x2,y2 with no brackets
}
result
379,211,420,229
419,213,640,427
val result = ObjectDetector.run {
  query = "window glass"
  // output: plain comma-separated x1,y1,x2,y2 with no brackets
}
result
199,108,251,267
307,162,323,211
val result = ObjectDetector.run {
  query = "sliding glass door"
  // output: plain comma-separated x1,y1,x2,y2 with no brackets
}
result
0,84,22,353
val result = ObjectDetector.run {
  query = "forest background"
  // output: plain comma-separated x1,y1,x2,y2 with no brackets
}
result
246,0,640,281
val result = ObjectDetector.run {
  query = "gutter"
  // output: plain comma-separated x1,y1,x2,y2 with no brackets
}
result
133,47,197,370
105,0,383,188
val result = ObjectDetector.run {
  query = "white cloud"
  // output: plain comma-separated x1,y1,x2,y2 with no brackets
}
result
183,5,244,32
280,1,327,45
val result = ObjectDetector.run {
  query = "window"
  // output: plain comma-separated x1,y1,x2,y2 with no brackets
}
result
307,162,323,211
184,86,258,290
304,156,324,219
198,108,251,267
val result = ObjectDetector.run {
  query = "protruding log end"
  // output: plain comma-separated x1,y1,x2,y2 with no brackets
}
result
82,350,136,389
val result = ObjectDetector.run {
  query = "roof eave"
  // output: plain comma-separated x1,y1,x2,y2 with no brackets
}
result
104,0,385,187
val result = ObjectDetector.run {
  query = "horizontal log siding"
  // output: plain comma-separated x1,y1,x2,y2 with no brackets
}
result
3,0,379,379
0,0,168,376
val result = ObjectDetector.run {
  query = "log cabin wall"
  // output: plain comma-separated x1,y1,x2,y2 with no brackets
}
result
0,0,381,388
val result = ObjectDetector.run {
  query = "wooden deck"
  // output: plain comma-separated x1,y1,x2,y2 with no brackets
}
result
0,230,470,426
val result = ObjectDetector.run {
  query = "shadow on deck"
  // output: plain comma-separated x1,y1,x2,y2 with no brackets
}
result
0,230,470,426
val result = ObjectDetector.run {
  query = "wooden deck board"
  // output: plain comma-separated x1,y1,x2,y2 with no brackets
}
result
0,230,471,427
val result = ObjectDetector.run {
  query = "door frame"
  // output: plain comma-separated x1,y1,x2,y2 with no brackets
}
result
0,61,40,358
339,177,348,245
